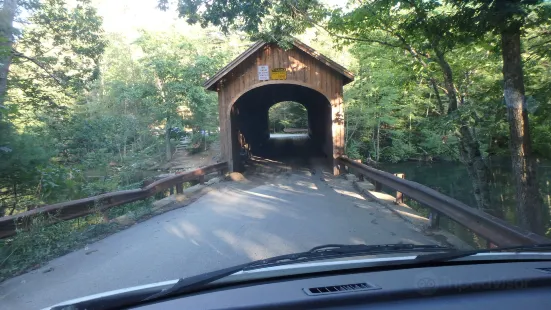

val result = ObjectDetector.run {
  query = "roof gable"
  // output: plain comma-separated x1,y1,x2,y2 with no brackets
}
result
204,39,354,91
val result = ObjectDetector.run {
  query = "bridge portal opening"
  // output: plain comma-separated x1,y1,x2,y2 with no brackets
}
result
204,40,353,174
268,101,308,133
230,83,332,171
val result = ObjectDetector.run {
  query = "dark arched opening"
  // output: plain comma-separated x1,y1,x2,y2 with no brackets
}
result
230,83,332,171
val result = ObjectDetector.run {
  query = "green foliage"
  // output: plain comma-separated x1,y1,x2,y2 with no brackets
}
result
187,132,219,154
0,199,153,282
164,0,327,43
8,0,106,117
1,6,236,216
269,101,308,132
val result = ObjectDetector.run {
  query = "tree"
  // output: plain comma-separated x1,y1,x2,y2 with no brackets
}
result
1,0,106,215
8,0,106,117
450,0,550,234
135,31,229,160
269,101,308,132
0,0,17,105
159,0,326,45
327,1,499,214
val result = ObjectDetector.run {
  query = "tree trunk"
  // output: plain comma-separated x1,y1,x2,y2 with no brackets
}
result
9,182,16,216
501,28,546,235
429,78,445,115
165,121,171,161
0,0,17,104
434,50,495,215
458,126,496,216
376,119,380,162
154,75,172,162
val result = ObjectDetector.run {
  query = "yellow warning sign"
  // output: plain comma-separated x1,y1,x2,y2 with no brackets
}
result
270,68,287,80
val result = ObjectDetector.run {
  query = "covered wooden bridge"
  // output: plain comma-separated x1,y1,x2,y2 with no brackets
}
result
204,40,354,173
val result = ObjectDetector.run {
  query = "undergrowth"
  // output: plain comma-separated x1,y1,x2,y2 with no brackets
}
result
0,199,154,282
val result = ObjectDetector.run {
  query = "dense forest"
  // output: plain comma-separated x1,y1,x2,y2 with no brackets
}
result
1,0,551,278
0,0,238,217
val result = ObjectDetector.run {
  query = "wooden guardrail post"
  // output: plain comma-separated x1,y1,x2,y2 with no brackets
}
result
374,181,382,192
354,159,364,181
394,173,405,204
176,183,183,194
337,162,347,175
429,211,440,229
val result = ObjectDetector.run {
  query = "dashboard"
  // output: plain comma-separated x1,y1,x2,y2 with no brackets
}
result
134,260,551,309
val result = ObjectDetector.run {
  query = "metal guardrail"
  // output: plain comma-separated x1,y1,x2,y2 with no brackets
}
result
0,162,228,239
336,156,550,247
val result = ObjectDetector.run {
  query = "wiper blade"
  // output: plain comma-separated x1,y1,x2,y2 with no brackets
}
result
245,243,451,269
141,262,250,302
414,243,551,263
141,243,451,304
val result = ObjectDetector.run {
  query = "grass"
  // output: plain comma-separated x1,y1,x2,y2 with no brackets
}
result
0,199,154,282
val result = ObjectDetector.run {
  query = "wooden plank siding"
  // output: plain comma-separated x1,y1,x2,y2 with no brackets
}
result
209,42,351,174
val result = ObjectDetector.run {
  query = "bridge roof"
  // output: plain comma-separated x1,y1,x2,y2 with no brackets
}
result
204,39,354,91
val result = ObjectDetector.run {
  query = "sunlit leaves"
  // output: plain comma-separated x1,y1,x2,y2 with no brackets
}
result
168,0,327,43
7,0,106,122
269,101,308,132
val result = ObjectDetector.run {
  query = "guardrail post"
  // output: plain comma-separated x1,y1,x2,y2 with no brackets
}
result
374,181,382,192
337,163,347,175
429,211,440,229
354,159,364,181
176,183,183,194
100,211,109,223
169,186,174,195
486,240,498,249
199,175,205,185
394,173,405,204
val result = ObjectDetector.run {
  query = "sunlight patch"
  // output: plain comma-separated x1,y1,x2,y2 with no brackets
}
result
368,191,395,203
295,180,318,189
334,189,365,200
395,209,429,223
243,191,287,202
213,230,298,261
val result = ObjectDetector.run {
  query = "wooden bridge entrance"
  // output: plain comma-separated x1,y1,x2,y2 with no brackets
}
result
204,40,354,173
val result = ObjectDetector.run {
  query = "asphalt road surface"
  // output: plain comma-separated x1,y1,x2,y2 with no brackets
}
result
269,133,308,139
1,170,437,309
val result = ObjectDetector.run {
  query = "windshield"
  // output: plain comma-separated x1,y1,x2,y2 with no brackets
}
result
1,0,551,309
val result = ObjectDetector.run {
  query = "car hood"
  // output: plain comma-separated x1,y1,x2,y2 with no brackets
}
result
43,251,551,310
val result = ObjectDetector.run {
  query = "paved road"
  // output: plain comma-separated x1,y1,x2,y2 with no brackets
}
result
1,171,437,309
270,133,308,139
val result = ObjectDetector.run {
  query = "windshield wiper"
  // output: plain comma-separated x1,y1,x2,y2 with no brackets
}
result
414,243,551,263
244,243,450,270
141,243,451,304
